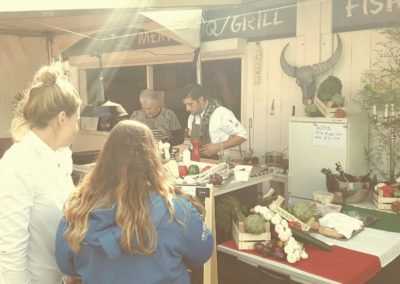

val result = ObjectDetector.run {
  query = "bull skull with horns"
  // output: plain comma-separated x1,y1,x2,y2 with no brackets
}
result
280,34,342,104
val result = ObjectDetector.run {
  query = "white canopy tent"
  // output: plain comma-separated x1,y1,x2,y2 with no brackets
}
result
0,8,205,59
0,1,248,136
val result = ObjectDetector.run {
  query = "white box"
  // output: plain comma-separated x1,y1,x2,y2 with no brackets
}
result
234,165,253,181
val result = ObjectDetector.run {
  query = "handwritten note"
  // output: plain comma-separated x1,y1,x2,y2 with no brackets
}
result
313,123,346,148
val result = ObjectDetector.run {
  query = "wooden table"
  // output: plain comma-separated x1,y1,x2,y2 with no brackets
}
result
216,203,400,284
181,171,288,284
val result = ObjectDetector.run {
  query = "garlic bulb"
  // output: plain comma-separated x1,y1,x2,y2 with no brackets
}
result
271,214,282,225
287,253,298,264
301,250,309,259
278,231,290,242
275,224,284,233
281,219,289,228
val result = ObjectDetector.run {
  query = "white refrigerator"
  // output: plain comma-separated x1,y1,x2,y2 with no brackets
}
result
288,115,369,202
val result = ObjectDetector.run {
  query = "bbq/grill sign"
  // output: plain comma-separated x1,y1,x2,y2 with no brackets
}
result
202,10,285,37
201,0,297,41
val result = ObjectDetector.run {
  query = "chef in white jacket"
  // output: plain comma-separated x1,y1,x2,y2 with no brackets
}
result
182,83,247,159
0,63,81,284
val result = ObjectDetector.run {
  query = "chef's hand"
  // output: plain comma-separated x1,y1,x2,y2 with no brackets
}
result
200,143,220,158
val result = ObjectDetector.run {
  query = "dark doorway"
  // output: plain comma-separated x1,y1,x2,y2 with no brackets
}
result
86,66,147,116
85,58,242,128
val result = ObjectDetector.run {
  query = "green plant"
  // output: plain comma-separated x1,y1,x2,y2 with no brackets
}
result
215,195,246,238
356,24,400,181
309,75,345,116
317,75,343,101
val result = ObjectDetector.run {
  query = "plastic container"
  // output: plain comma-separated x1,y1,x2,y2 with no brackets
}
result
314,203,342,217
234,165,253,181
313,191,334,205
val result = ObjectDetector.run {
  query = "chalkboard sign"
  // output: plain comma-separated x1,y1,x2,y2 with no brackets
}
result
333,0,400,32
202,0,297,41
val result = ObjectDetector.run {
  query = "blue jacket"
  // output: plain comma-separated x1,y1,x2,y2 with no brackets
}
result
55,194,213,284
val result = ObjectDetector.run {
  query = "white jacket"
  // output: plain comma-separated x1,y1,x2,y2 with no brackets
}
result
188,105,248,158
0,131,74,284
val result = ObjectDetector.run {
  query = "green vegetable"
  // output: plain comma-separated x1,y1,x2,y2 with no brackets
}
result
244,214,266,234
292,227,332,251
188,164,200,175
305,104,322,117
317,75,343,101
215,196,246,238
258,195,276,206
289,202,315,223
331,93,345,107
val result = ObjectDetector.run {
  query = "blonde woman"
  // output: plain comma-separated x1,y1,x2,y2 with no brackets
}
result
55,120,213,284
0,64,81,284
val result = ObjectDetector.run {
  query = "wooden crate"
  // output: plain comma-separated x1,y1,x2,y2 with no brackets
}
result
373,191,400,210
314,96,340,118
232,221,271,250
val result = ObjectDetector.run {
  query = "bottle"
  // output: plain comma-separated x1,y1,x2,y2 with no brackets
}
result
163,142,171,161
335,162,354,182
191,139,200,162
182,148,191,163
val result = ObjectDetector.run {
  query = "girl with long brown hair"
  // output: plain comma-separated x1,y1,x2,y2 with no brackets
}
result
55,120,213,284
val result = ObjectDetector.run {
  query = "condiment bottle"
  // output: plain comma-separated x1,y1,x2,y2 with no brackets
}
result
163,142,171,161
182,148,191,163
191,139,200,162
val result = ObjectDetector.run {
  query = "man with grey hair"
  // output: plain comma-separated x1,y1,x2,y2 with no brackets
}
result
131,89,183,146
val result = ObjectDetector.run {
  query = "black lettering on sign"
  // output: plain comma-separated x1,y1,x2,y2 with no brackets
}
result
333,0,400,32
202,1,296,41
135,32,177,49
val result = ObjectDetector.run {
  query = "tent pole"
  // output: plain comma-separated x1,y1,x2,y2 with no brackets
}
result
46,35,53,64
146,65,154,89
196,52,202,85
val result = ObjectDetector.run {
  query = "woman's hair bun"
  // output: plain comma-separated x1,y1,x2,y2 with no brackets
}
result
36,64,63,86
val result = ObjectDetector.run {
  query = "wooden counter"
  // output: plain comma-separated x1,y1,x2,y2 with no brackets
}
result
179,172,288,284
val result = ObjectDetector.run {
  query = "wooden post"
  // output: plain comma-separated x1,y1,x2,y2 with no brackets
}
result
203,186,218,284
